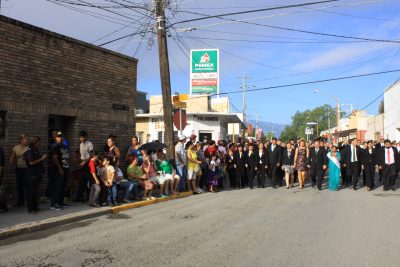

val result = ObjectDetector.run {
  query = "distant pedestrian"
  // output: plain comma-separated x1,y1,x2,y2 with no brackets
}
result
9,133,29,206
24,137,47,214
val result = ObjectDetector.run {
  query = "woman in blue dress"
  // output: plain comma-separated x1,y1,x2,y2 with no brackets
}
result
327,145,341,191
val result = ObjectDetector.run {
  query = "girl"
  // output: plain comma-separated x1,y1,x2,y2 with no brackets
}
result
207,153,220,193
142,155,165,198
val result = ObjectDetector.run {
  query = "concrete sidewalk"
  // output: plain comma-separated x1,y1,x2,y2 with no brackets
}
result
0,192,192,240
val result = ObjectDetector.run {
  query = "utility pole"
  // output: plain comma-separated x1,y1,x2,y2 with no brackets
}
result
236,73,251,138
155,0,174,159
255,113,258,139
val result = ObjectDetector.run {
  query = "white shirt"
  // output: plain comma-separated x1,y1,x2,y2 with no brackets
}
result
385,147,395,165
351,145,358,162
175,142,187,165
80,140,94,161
259,151,263,164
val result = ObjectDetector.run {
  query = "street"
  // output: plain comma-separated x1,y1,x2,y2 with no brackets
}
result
1,184,399,267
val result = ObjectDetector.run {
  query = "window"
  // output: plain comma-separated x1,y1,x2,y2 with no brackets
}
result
157,131,164,143
0,111,5,139
157,131,178,143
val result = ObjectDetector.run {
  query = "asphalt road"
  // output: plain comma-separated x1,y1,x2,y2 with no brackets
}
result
1,184,400,267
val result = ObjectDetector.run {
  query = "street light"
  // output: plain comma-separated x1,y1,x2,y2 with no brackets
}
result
313,89,340,144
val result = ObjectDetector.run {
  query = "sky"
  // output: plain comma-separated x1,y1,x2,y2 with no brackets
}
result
2,0,400,125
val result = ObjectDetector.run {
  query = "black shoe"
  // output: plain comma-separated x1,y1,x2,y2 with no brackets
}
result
60,203,70,208
250,187,254,190
392,187,396,191
318,187,322,191
353,188,357,191
50,205,63,210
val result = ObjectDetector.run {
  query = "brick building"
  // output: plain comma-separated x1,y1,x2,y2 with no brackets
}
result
0,15,138,198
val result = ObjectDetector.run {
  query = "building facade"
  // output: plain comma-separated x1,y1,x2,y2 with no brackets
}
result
0,16,137,195
136,95,243,143
384,80,400,141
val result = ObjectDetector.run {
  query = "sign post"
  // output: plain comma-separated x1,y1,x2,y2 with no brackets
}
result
190,49,219,95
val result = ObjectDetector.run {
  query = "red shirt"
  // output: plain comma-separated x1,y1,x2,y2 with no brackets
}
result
89,159,96,174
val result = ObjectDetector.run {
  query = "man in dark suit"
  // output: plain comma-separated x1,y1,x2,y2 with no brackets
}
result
377,139,399,191
256,143,268,188
233,145,247,189
375,137,385,182
246,145,257,189
342,138,363,190
361,140,377,191
307,139,328,190
339,137,350,186
267,137,282,189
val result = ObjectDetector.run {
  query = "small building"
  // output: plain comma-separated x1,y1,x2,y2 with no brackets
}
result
135,95,244,143
0,15,137,195
384,80,400,141
365,114,384,141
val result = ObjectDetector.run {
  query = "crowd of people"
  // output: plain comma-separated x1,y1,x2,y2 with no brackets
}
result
0,130,399,214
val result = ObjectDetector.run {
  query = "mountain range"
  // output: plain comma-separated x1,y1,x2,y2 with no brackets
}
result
246,120,287,138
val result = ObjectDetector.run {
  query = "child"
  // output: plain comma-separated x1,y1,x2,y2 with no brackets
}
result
100,156,117,206
142,155,165,198
155,150,180,196
206,153,220,193
88,151,100,207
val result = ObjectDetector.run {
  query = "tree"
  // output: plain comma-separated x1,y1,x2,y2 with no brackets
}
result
280,105,337,142
379,100,384,114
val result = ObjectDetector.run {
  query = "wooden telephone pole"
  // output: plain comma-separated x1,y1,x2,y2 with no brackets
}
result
155,0,174,159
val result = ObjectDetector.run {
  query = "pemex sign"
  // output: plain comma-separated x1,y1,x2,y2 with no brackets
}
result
190,49,219,94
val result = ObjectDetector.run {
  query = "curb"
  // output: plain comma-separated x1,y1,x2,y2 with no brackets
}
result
111,191,193,213
0,192,193,240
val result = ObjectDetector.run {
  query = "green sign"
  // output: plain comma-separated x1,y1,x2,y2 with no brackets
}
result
191,50,218,73
190,49,219,94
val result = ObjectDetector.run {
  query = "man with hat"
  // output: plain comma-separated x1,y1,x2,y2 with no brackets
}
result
185,133,197,150
50,131,70,210
175,135,187,191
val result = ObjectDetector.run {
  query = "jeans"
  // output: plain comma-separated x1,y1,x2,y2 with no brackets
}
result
77,165,90,200
176,165,187,192
118,180,135,200
88,184,101,205
25,173,41,212
106,183,117,205
51,168,69,206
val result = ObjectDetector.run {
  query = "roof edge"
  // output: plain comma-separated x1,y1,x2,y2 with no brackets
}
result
0,15,138,62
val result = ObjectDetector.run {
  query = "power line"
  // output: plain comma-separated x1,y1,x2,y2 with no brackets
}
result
168,0,341,27
210,69,400,97
175,3,400,44
177,35,373,44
